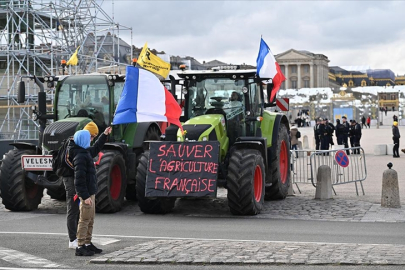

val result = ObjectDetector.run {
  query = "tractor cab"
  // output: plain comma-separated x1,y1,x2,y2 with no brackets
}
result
173,67,265,148
54,74,125,133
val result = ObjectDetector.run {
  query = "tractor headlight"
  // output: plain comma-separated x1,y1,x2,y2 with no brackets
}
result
202,136,208,141
32,113,38,121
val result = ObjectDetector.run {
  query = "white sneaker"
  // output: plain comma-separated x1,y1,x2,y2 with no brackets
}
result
69,239,78,249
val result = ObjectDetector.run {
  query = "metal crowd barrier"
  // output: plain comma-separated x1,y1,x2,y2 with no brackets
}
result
290,147,367,196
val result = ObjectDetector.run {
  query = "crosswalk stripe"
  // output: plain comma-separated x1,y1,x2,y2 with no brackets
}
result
0,247,70,269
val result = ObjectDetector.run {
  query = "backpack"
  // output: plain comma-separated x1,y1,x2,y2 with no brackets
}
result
51,138,74,177
296,131,301,139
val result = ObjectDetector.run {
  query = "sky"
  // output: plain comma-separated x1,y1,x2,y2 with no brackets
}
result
100,0,405,75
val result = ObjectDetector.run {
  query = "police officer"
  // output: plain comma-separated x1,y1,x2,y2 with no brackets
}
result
319,118,330,152
350,119,362,154
342,116,350,154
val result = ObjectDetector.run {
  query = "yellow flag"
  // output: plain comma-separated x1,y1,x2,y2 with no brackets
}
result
137,42,171,78
66,46,80,66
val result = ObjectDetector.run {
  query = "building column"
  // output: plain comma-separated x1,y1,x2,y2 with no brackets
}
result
297,63,301,89
284,64,289,89
310,63,314,88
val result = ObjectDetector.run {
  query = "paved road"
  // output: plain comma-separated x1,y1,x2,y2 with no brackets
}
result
1,125,405,268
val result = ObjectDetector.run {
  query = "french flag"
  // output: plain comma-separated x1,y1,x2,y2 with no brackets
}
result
112,66,182,129
256,38,286,102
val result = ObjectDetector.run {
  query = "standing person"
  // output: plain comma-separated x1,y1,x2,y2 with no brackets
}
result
393,115,398,122
314,118,321,150
71,127,112,256
290,126,300,158
361,115,366,129
325,118,335,147
350,120,362,154
319,118,329,151
342,116,350,154
335,119,344,145
366,116,371,128
392,121,400,158
64,122,108,249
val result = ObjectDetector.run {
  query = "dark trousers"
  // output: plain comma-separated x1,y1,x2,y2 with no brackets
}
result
393,137,400,157
342,135,350,155
351,137,361,154
315,137,320,150
63,176,79,242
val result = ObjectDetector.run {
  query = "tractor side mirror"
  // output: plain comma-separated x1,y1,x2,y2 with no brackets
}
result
17,81,26,103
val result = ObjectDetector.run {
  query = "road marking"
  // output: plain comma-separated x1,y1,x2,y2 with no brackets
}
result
92,237,120,246
0,231,390,246
0,247,70,268
0,268,76,270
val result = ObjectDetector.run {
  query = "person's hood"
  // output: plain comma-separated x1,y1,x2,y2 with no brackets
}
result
73,130,91,149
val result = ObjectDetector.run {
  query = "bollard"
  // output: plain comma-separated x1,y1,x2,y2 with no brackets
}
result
381,162,401,208
303,135,309,149
315,165,333,200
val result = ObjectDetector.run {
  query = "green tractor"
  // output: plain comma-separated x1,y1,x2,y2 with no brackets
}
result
136,66,290,215
0,74,162,212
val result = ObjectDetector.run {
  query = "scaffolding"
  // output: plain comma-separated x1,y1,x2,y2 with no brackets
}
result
0,0,133,139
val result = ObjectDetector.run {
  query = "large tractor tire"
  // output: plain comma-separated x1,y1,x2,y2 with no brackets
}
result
0,149,44,211
136,151,176,214
227,149,265,215
126,127,161,201
265,123,290,200
96,151,127,213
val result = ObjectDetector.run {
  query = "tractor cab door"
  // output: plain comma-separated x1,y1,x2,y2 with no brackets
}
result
245,79,262,137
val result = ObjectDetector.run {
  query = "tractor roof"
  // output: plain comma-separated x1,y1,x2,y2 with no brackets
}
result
177,68,257,80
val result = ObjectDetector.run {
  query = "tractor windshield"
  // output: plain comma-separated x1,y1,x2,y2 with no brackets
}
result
187,78,245,121
56,75,113,131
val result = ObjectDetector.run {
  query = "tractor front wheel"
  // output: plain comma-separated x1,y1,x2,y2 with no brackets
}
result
265,123,290,200
96,151,127,213
227,149,265,215
136,151,176,214
0,149,44,211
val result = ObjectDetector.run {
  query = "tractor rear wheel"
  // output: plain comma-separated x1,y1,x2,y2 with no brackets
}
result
265,123,290,200
136,151,176,214
126,127,161,201
0,149,44,211
227,149,265,215
96,151,127,213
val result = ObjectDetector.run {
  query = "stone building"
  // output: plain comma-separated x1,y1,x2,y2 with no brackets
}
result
275,49,330,89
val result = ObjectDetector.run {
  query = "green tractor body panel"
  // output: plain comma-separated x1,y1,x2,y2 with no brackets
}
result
177,114,229,161
260,111,278,148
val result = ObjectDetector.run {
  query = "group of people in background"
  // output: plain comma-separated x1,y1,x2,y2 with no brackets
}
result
361,115,371,129
313,116,362,154
294,110,311,127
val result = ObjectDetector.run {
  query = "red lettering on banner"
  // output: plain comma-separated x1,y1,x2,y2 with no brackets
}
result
163,178,170,190
149,159,156,173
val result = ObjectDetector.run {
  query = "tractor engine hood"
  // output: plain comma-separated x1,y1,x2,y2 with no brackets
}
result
180,114,225,141
42,118,91,151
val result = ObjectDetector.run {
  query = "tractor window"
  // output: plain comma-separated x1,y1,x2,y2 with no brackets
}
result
55,76,110,131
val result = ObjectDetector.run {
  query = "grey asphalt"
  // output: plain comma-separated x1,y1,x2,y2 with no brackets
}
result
2,123,405,267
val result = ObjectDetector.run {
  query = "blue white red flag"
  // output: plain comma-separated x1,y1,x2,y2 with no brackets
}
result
256,38,286,101
112,66,182,129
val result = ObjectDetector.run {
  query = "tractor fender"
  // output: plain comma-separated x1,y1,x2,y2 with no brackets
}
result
268,114,290,156
9,142,40,154
231,137,268,176
102,142,128,156
131,122,161,149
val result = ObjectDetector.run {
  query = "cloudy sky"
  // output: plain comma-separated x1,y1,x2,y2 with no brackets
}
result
100,0,405,75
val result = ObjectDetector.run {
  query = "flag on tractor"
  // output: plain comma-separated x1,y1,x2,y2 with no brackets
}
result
66,46,80,66
137,42,171,79
256,38,286,101
112,66,182,130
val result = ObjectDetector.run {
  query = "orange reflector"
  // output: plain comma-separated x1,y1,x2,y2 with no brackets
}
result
257,117,263,121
